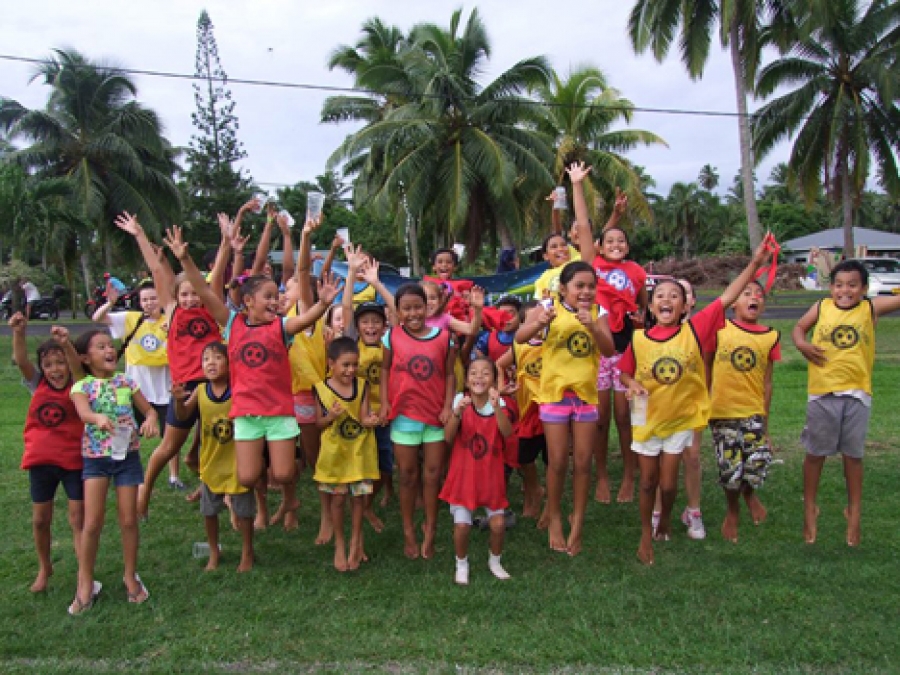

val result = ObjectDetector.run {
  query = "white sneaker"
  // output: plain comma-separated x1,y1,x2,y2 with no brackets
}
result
651,510,661,536
681,507,707,540
488,554,510,580
454,558,469,586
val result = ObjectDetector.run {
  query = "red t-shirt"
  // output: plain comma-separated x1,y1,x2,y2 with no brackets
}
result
385,326,451,427
227,313,294,418
592,257,647,333
620,299,725,376
168,306,222,383
22,376,83,471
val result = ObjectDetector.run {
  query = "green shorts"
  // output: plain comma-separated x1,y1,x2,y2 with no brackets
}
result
234,415,300,442
390,415,445,446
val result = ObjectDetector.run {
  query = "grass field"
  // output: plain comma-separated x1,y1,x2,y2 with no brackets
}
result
1,320,899,674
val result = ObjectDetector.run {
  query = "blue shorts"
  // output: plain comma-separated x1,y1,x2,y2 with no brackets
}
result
82,452,144,487
166,380,203,430
29,465,84,503
375,425,394,474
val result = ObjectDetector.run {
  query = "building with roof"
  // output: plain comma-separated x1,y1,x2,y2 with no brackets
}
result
781,227,900,263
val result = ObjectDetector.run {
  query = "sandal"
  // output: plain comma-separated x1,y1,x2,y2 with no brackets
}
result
68,580,102,616
124,574,149,604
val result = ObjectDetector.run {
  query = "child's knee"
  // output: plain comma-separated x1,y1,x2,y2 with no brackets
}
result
422,465,441,485
572,453,592,474
488,514,505,535
33,509,52,531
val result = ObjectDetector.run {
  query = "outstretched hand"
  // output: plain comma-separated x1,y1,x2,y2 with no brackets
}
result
163,226,189,260
114,212,142,237
317,271,343,306
8,312,25,330
50,325,70,345
565,161,592,184
612,187,628,216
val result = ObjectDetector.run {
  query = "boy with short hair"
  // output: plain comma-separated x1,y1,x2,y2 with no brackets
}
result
792,259,900,546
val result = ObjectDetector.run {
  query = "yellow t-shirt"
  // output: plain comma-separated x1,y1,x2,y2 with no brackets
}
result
631,324,709,441
123,313,169,367
197,384,245,494
534,266,564,300
539,298,599,404
287,308,327,394
808,298,874,396
514,339,543,420
358,340,383,410
313,379,379,484
709,320,780,419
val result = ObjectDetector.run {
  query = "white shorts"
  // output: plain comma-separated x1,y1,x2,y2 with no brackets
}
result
449,504,505,526
632,429,695,457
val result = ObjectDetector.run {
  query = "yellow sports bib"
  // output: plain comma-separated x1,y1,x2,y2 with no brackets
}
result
539,299,599,404
514,339,543,420
808,299,874,396
313,379,379,484
124,312,169,367
197,384,245,495
287,308,327,393
710,320,779,419
632,324,708,441
358,340,383,410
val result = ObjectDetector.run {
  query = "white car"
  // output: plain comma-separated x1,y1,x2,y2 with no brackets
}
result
857,257,900,297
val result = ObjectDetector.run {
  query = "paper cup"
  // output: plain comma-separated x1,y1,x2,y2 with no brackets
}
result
251,193,268,214
553,186,568,210
336,227,350,243
110,424,131,460
630,394,648,427
307,191,325,220
278,209,295,228
452,243,466,260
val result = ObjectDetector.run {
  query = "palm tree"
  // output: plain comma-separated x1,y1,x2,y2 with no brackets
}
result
0,49,182,291
698,164,720,192
325,9,555,269
628,0,772,248
532,65,667,225
753,0,900,256
665,182,704,258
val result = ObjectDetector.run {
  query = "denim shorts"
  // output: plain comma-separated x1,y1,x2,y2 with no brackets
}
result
82,451,144,487
29,465,84,503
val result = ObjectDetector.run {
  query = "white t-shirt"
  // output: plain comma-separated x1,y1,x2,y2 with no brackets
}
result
109,312,172,406
22,282,40,302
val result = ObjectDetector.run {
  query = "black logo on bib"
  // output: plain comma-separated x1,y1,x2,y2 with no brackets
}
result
339,417,363,440
652,357,683,385
186,318,211,340
731,347,757,372
240,342,269,368
408,355,435,381
365,361,381,385
212,418,234,443
566,331,592,358
831,325,859,349
469,433,489,460
36,402,66,428
524,357,543,378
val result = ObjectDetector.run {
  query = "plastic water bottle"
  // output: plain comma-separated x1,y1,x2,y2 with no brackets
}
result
192,542,221,559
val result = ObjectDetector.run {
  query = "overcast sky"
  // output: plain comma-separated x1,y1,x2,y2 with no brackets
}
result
0,0,791,196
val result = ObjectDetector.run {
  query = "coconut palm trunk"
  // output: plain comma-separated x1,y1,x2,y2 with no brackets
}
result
730,22,762,249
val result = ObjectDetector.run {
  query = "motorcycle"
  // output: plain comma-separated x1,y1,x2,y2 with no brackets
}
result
1,285,66,320
83,283,139,319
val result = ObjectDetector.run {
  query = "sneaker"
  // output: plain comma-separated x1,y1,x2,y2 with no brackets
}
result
168,478,186,490
681,507,707,540
454,559,469,586
651,510,661,536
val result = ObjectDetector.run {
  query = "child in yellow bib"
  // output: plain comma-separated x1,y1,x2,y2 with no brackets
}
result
792,260,900,548
172,342,255,573
314,337,380,572
516,261,614,556
708,280,781,543
621,240,770,565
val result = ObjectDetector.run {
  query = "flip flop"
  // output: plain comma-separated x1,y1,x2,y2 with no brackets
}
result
68,580,102,616
124,574,149,604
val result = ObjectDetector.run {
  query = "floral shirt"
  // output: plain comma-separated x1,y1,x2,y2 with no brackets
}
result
70,374,140,459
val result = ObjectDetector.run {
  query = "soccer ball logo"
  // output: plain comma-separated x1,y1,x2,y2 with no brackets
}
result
139,334,161,352
524,357,543,378
731,347,757,372
339,417,363,440
187,318,211,340
566,331,592,358
652,357,682,385
605,269,629,291
212,418,234,443
408,355,435,381
36,402,66,428
365,361,381,385
831,325,859,349
469,433,489,460
240,342,269,368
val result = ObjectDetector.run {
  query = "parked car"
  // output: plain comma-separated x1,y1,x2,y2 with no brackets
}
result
1,285,66,320
855,257,900,297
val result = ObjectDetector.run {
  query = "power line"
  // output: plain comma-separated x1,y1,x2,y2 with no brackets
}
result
0,52,759,120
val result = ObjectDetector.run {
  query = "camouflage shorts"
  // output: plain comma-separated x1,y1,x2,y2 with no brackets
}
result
709,415,772,491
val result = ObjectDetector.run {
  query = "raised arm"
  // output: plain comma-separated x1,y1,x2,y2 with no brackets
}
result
602,187,628,233
286,216,321,311
91,284,120,325
277,213,295,284
208,213,235,303
114,212,174,303
319,234,344,278
163,226,231,326
284,272,342,336
360,258,396,319
250,206,276,276
516,303,554,343
567,162,597,262
719,239,770,310
342,245,364,329
50,325,85,381
9,313,35,381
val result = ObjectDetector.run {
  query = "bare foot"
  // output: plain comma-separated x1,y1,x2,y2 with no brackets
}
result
205,555,220,572
348,545,363,571
653,526,671,542
844,507,861,547
237,557,253,573
379,491,392,509
804,503,820,544
364,509,384,533
536,509,549,531
403,532,419,560
744,492,768,525
269,504,286,526
254,513,268,531
721,513,739,543
637,537,654,566
421,529,436,559
30,567,52,593
314,521,334,546
522,502,540,519
547,517,567,553
334,547,348,572
616,480,635,504
566,531,582,557
594,478,611,504
283,509,299,532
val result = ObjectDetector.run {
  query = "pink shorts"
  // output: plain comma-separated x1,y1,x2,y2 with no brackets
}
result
539,393,598,424
293,390,317,425
596,352,626,392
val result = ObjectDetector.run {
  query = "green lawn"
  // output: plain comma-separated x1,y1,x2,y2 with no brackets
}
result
1,321,899,674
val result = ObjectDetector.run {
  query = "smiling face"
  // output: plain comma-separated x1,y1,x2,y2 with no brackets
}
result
330,351,359,386
601,228,629,263
432,252,457,279
177,279,201,310
831,270,866,309
423,284,443,318
397,292,426,332
466,359,495,396
733,282,766,323
559,270,597,308
357,312,386,346
139,287,160,318
202,346,229,383
543,235,571,269
650,280,687,327
83,332,118,377
39,348,69,388
244,280,281,323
